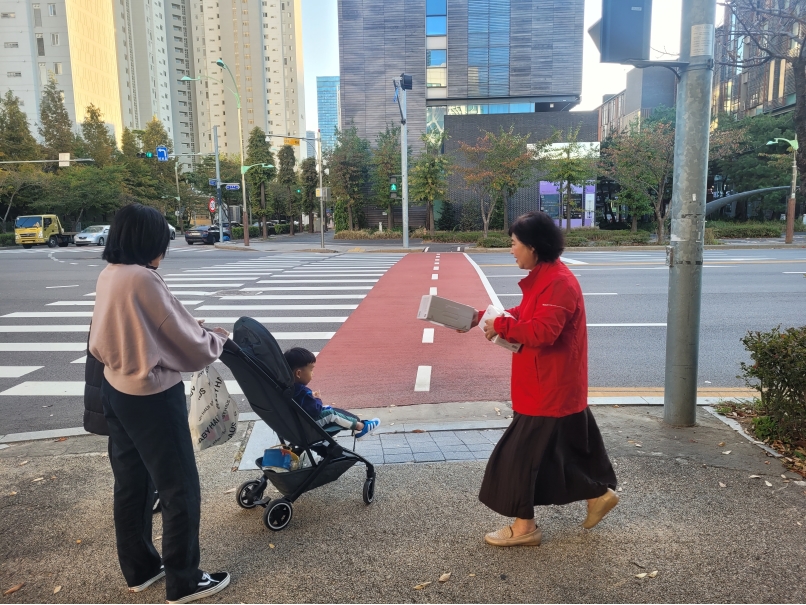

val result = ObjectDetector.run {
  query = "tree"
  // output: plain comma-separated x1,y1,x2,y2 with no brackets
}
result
372,125,402,231
37,165,124,223
719,0,806,211
38,74,75,160
0,167,45,232
299,157,319,233
486,126,542,231
121,127,140,158
80,104,116,167
277,145,298,235
455,134,496,238
410,131,450,236
0,91,40,161
245,127,276,238
540,126,598,233
329,126,371,231
616,188,654,233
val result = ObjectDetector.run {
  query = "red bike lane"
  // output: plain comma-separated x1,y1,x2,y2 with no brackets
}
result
312,253,512,409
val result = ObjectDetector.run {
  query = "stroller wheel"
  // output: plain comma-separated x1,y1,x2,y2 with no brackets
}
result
362,477,375,505
236,480,263,509
263,499,293,531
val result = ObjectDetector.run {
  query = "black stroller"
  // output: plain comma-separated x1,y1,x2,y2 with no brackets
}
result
220,317,376,532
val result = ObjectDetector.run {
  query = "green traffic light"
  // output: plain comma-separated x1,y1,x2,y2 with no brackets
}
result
145,152,153,158
390,184,398,192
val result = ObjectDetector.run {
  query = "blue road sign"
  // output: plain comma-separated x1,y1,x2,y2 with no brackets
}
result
225,184,240,191
156,146,169,162
209,178,218,186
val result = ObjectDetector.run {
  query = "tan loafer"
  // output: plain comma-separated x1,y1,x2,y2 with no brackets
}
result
484,525,542,547
583,488,619,529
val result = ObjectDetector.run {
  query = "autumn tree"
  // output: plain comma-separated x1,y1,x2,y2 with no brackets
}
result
329,126,371,231
38,74,75,160
486,126,542,231
409,131,450,236
80,105,116,167
245,127,276,238
455,135,496,238
120,127,140,158
371,125,402,231
0,167,45,232
276,144,298,235
299,156,319,233
0,91,40,161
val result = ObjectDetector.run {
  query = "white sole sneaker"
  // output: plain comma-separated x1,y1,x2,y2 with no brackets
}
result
127,567,165,593
167,572,230,604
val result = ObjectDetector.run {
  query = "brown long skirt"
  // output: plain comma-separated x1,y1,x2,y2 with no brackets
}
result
478,408,617,519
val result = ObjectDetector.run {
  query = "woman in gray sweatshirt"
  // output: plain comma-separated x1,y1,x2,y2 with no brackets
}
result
90,204,230,604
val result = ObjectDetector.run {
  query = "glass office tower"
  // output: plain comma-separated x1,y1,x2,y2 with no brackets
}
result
317,76,341,152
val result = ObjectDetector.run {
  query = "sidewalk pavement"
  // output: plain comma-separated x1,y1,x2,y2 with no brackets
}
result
1,403,805,603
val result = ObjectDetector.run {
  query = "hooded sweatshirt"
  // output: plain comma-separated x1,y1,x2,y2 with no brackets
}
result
89,263,226,396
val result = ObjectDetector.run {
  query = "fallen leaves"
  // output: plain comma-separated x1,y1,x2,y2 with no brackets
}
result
494,407,501,416
719,482,727,488
32,477,44,483
635,571,659,579
648,571,659,578
269,543,275,549
154,536,162,542
722,450,732,455
53,437,68,443
9,491,17,496
749,475,761,479
18,460,28,466
411,429,426,434
765,481,773,487
439,573,451,583
75,540,81,544
223,488,236,494
718,442,726,447
3,583,24,596
53,586,62,594
413,582,431,590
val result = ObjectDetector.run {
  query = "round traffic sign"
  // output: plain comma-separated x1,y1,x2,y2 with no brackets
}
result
208,198,216,213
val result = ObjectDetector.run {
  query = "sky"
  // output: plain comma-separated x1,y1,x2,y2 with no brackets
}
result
300,0,687,131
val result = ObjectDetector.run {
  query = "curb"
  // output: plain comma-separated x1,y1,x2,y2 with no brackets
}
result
472,243,806,252
702,406,782,458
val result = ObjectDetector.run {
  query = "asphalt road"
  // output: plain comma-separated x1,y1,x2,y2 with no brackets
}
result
1,244,804,435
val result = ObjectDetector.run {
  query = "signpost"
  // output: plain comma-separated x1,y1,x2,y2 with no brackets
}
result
156,146,169,162
208,198,217,213
225,183,240,191
209,178,218,186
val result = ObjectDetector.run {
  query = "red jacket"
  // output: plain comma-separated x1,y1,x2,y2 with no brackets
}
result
490,260,588,417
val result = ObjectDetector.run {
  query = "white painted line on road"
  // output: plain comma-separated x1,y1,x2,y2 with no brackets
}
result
432,274,438,280
45,285,79,289
430,287,437,295
457,247,461,252
196,304,359,311
218,294,366,300
2,312,93,318
0,343,86,351
587,323,666,327
414,366,432,391
239,286,372,291
422,328,434,344
0,366,43,378
71,356,87,364
195,317,347,324
279,272,384,277
167,283,243,288
783,271,806,274
433,266,439,271
463,253,502,308
179,301,203,305
256,279,378,284
165,277,258,281
0,325,89,332
47,301,95,306
424,247,429,252
166,291,217,296
560,256,588,265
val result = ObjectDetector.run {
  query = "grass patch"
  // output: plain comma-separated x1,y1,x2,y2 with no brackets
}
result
706,221,783,239
333,229,404,240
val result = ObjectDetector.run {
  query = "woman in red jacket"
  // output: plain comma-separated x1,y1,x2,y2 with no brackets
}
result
471,211,618,547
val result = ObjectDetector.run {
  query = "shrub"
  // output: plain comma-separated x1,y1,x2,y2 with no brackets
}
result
423,230,491,243
0,233,17,247
704,227,717,245
562,230,650,247
231,226,260,239
333,229,404,240
436,200,457,231
739,325,806,442
477,234,511,248
273,223,290,235
597,220,631,231
707,221,783,238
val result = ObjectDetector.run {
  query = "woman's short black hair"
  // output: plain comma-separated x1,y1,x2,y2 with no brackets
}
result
284,347,316,371
102,203,170,266
508,211,564,262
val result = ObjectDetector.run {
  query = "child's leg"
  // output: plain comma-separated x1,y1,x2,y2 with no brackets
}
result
315,407,362,431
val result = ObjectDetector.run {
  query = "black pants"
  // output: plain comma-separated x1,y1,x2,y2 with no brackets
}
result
102,379,203,601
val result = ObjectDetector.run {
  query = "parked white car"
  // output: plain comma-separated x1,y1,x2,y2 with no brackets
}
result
74,225,110,246
168,223,176,239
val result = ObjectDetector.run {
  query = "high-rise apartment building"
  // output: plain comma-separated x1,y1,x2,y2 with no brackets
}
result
0,0,124,142
188,0,305,159
316,75,339,151
337,0,583,148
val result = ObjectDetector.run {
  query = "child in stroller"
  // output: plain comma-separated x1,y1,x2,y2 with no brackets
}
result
283,347,380,440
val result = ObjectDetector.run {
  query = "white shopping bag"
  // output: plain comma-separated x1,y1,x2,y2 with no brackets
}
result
188,364,239,452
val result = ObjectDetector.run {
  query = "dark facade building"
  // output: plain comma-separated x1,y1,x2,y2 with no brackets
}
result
337,0,584,150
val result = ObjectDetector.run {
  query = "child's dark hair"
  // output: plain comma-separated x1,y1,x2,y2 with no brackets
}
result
284,347,316,371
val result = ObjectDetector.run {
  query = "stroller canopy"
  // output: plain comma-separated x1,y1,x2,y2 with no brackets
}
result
232,317,295,389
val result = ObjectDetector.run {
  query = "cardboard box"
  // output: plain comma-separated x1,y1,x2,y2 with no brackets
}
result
417,295,477,331
479,305,523,353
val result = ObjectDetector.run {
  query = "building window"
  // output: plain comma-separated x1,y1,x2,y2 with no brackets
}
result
36,34,45,56
3,42,19,48
51,33,60,46
0,12,16,18
54,62,62,74
48,3,56,16
7,71,22,77
427,67,446,87
426,16,446,35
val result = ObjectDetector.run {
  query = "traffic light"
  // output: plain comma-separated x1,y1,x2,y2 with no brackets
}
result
389,176,399,199
296,187,302,194
136,151,154,159
591,0,652,64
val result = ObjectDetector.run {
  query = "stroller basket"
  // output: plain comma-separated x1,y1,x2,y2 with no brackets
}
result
221,317,375,532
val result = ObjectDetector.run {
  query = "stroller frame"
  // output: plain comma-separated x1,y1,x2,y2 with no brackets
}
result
220,331,375,532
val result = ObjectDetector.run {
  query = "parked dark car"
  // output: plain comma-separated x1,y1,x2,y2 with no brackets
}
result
185,224,231,245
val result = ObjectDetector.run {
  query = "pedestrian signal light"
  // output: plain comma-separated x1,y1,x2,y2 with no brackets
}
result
389,176,399,198
136,152,154,159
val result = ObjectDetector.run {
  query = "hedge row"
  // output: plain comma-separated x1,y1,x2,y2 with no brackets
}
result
231,226,260,239
333,229,404,240
0,233,16,247
707,221,783,238
565,231,651,247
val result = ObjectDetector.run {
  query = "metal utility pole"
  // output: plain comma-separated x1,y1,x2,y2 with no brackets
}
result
318,130,325,249
213,125,224,237
788,146,797,245
394,74,412,249
663,0,716,426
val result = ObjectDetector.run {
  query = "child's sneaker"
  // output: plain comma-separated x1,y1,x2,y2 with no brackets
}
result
355,418,380,440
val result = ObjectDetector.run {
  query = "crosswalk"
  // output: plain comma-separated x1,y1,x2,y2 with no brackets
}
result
0,253,404,419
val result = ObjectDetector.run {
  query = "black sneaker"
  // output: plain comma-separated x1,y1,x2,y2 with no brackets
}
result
167,572,230,604
127,565,165,593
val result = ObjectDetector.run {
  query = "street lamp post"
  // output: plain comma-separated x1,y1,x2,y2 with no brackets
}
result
182,61,251,245
766,137,798,245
